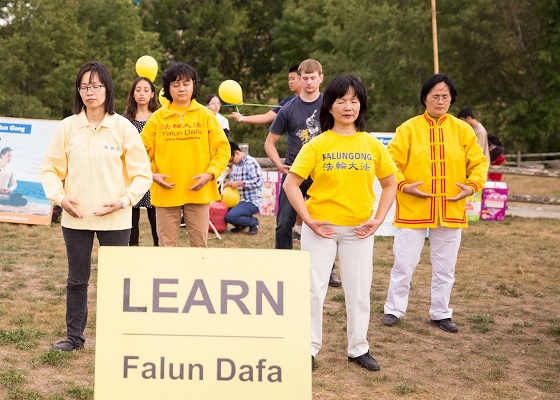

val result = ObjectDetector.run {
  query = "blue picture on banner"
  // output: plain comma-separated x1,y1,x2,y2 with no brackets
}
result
0,117,58,225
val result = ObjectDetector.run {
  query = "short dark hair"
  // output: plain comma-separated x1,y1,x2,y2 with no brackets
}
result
320,75,368,132
123,77,159,121
229,141,240,157
420,73,457,107
74,61,115,115
457,107,475,119
288,64,300,74
162,62,199,102
1,147,12,156
205,94,219,106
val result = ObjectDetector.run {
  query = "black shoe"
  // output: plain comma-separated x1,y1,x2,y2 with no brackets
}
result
230,225,245,233
328,271,342,287
381,314,399,326
292,231,301,243
247,220,259,235
52,338,84,352
431,318,459,333
348,351,380,371
311,355,317,371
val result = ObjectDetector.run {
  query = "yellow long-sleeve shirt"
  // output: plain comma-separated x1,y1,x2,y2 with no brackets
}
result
141,100,230,207
39,111,153,230
388,112,488,228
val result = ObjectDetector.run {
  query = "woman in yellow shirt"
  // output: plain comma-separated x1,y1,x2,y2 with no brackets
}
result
283,75,397,372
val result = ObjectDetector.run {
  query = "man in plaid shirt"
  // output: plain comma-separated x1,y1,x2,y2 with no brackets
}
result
224,141,264,235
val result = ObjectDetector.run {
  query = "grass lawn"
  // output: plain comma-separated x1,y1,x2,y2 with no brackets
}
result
0,175,559,399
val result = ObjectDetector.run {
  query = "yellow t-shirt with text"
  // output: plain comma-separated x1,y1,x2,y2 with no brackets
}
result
289,130,397,226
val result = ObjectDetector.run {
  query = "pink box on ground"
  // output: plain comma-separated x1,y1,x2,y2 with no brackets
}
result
259,170,282,216
480,182,508,221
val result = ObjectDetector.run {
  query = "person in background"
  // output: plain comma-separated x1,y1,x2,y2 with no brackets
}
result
264,59,323,250
40,61,153,351
231,63,301,125
141,62,230,248
231,64,307,248
123,77,160,246
284,75,397,372
382,74,488,334
264,59,342,286
458,107,491,163
206,94,230,136
225,141,263,235
487,134,506,181
0,147,27,206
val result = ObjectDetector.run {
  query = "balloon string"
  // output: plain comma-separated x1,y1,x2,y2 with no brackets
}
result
244,103,280,107
222,103,280,108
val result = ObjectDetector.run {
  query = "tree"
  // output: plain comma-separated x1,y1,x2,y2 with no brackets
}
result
138,0,285,156
0,0,163,119
439,0,560,152
309,0,433,131
75,0,163,113
1,0,559,153
0,0,87,118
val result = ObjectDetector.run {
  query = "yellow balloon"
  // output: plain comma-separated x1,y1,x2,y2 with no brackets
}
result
218,80,243,105
221,186,240,208
158,88,169,107
135,55,158,82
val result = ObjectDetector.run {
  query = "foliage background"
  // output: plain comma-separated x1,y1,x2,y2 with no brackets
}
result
1,0,559,156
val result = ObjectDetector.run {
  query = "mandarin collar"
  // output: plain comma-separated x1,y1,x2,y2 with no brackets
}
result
76,110,115,129
423,111,448,125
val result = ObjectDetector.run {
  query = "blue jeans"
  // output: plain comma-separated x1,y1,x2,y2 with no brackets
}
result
225,201,259,227
276,175,312,249
62,227,130,345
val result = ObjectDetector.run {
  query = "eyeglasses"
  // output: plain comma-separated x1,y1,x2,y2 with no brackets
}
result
430,94,450,103
78,85,105,93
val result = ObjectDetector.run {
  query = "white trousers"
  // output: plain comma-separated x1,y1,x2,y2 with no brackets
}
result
384,226,462,320
302,223,374,358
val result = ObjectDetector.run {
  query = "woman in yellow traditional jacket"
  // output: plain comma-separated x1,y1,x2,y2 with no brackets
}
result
381,73,488,334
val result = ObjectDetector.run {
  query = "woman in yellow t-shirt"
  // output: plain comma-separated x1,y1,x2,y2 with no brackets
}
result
283,75,397,372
